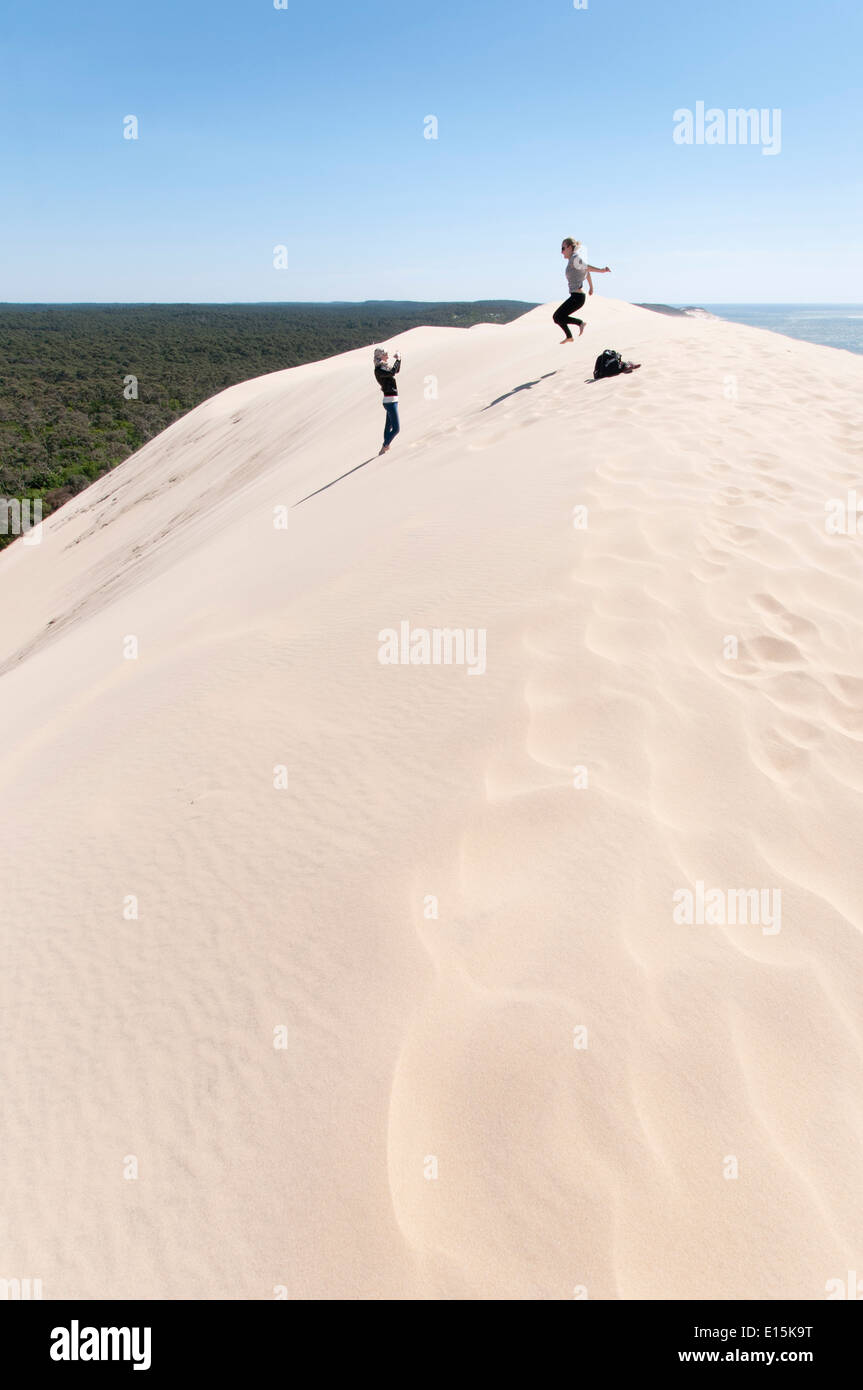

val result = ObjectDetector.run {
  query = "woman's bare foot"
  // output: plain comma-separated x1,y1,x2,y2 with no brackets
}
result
379,444,389,455
577,322,586,337
560,337,573,345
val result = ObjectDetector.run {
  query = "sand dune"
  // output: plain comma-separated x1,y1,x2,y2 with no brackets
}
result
2,298,863,1300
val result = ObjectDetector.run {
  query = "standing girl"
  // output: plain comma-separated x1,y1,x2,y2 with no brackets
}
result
373,347,401,454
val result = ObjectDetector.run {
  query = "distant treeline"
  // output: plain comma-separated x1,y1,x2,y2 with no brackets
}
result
0,300,535,546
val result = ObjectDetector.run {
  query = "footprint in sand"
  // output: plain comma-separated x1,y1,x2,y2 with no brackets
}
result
766,479,794,499
751,728,811,783
829,673,863,706
772,714,825,748
748,635,804,665
715,522,759,548
750,594,818,641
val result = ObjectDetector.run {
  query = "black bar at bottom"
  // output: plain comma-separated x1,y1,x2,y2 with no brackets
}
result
2,1297,859,1377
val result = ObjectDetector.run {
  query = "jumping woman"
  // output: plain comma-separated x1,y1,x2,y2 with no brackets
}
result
374,346,401,454
553,239,611,344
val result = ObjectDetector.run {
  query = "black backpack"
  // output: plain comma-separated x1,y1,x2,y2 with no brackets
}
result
593,349,624,380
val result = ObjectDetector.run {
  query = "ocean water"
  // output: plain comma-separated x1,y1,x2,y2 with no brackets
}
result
699,304,863,356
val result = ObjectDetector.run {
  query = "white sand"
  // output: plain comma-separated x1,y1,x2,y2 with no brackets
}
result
2,298,863,1300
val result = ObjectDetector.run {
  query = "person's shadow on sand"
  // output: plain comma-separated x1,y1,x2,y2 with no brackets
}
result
293,457,377,507
482,372,558,411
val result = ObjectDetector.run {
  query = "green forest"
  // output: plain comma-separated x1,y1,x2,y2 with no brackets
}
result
0,300,534,547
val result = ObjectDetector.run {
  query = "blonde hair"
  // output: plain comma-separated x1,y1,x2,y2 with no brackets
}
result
562,238,581,251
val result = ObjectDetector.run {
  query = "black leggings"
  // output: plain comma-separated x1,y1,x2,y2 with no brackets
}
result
553,292,586,338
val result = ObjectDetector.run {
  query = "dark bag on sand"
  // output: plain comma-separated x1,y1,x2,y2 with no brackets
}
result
593,349,624,379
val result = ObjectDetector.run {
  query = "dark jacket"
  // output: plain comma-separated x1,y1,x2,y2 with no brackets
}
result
374,357,400,398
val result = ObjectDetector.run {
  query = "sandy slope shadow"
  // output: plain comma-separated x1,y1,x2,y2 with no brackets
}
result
481,372,558,411
293,457,378,507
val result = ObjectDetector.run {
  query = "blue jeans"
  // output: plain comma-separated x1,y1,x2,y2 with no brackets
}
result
383,401,400,447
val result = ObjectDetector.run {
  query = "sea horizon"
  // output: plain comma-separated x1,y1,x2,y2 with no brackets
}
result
695,303,863,355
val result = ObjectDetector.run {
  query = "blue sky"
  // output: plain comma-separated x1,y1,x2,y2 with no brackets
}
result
2,0,861,303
